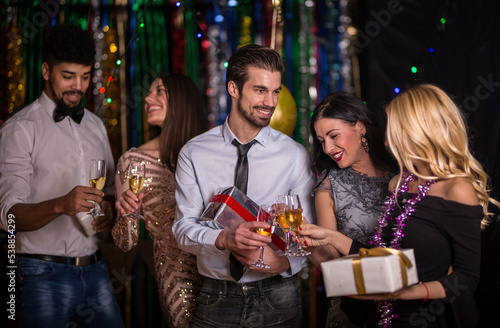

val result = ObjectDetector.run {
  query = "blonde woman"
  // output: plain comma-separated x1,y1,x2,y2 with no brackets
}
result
299,84,498,327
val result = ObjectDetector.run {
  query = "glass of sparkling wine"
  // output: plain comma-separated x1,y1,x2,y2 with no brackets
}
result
275,195,292,256
250,204,276,269
125,162,146,219
89,159,106,217
284,195,311,256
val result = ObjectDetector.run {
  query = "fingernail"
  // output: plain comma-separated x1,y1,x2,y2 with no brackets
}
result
304,241,308,246
298,226,302,231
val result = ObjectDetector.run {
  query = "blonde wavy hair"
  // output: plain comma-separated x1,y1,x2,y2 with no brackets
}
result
385,84,499,228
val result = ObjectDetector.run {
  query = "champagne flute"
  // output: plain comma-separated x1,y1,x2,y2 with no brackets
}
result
250,205,276,269
275,195,292,256
89,159,106,216
284,195,311,256
125,162,146,219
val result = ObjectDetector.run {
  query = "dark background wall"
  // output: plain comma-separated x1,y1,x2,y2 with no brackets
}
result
356,0,500,200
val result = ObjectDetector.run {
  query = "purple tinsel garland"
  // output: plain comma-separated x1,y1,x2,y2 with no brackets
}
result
369,170,437,327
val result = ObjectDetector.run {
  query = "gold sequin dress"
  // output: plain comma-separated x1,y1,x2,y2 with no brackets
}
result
112,148,202,327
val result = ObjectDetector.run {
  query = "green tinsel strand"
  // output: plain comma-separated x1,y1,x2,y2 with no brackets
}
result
291,0,302,142
184,0,199,83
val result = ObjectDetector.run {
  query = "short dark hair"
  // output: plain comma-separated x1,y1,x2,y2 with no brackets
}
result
43,24,96,67
310,91,396,175
225,44,285,93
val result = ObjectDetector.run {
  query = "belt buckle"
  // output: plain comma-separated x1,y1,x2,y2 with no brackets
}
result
74,256,91,266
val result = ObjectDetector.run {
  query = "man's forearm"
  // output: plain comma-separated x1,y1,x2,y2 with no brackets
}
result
8,199,64,232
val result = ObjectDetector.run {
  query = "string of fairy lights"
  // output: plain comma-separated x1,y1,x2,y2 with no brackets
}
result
392,16,447,95
1,0,453,133
93,0,154,115
2,0,355,149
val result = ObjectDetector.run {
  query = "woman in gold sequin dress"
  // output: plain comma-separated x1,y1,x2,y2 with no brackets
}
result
112,73,207,327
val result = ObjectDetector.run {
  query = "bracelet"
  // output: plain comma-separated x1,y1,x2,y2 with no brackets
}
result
420,282,429,301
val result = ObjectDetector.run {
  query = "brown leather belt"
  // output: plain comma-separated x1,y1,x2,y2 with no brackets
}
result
17,250,102,266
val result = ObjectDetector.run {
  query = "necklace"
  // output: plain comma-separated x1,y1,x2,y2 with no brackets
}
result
370,170,437,328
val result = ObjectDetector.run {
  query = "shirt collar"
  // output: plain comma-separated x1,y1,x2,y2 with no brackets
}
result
39,91,57,119
222,116,271,147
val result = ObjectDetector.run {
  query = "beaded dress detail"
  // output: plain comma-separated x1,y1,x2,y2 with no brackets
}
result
316,167,392,245
112,148,202,327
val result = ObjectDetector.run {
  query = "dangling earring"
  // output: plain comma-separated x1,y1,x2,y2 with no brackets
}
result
361,134,369,153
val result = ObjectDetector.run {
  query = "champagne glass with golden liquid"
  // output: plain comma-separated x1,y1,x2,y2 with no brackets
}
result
124,162,146,219
284,194,311,256
250,204,276,269
275,195,292,256
89,159,106,216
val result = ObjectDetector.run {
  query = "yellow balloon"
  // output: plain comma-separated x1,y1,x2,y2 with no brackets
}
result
270,84,297,137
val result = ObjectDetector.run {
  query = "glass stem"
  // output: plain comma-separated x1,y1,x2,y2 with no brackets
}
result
296,232,303,251
285,231,290,251
259,246,264,262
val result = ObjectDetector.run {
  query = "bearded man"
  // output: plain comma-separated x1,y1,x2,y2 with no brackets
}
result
0,24,123,327
173,44,315,327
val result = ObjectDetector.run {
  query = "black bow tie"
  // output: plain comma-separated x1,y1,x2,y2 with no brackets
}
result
53,106,84,124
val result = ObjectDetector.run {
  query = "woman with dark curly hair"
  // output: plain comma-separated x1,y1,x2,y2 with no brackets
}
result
300,84,499,327
306,91,396,327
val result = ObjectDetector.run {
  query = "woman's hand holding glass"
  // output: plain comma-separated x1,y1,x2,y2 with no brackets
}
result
116,190,144,218
120,162,146,219
295,222,334,247
295,222,353,258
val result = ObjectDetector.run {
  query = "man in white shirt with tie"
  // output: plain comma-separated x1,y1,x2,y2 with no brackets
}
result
173,44,315,327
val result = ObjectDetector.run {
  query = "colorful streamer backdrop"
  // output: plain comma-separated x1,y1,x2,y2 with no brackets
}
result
0,1,354,326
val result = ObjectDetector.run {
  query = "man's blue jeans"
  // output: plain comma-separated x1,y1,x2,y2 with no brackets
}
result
191,275,303,328
16,256,124,328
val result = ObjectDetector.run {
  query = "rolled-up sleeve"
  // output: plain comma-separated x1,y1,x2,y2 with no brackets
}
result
0,121,34,230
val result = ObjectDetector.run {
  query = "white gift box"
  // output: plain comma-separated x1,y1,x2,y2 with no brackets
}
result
76,212,97,237
320,248,419,297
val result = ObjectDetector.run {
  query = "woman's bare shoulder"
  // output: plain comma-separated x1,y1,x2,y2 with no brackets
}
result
439,177,479,206
388,174,401,192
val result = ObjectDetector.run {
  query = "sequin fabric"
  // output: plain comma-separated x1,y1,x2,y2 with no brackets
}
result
112,148,202,327
314,167,392,245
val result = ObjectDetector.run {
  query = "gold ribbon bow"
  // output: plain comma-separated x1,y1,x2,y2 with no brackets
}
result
352,248,413,295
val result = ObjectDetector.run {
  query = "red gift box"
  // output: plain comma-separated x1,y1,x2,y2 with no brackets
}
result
200,186,286,252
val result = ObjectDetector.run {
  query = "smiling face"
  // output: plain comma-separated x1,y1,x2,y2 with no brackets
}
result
313,117,370,171
144,78,168,127
42,62,91,109
229,66,282,129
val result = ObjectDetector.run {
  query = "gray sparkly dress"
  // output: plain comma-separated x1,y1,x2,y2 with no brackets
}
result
315,167,392,328
112,148,203,327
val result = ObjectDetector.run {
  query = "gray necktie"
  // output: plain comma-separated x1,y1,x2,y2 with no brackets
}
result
232,139,257,194
230,139,257,281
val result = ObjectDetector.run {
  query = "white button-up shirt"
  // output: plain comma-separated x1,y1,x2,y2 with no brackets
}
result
0,92,115,257
173,119,315,283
